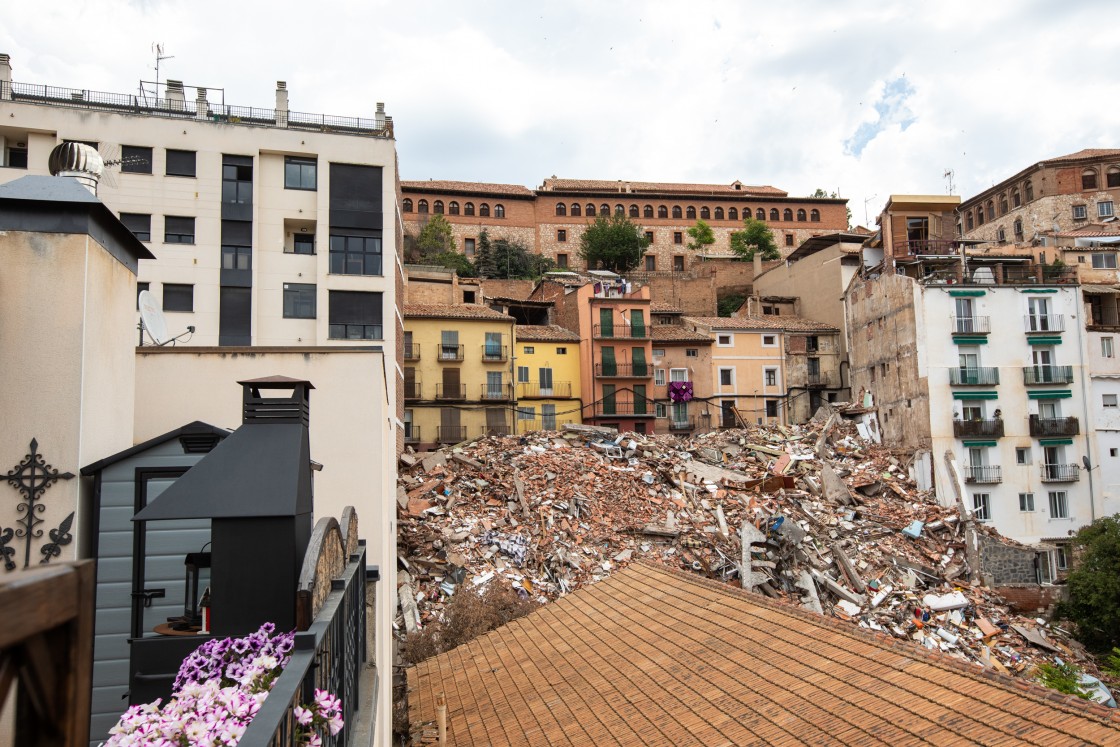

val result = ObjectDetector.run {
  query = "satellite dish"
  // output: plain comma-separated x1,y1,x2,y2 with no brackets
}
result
138,289,170,345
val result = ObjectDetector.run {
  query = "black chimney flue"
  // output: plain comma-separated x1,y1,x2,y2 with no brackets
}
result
240,375,314,426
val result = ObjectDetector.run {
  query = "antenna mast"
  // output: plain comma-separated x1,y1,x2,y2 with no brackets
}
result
143,43,175,104
943,168,955,195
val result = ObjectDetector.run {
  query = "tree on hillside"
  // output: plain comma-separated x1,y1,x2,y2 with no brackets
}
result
686,219,715,253
1056,515,1120,653
729,216,780,261
473,231,553,279
578,213,650,274
809,188,853,228
415,214,456,258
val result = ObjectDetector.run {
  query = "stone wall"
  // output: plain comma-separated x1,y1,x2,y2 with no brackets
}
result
977,535,1039,585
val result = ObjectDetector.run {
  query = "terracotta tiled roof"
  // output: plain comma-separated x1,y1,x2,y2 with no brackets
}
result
1048,148,1120,163
401,180,535,197
540,178,788,198
515,325,581,342
686,315,839,332
1052,223,1120,238
650,302,683,314
408,563,1120,746
403,304,513,321
650,325,712,343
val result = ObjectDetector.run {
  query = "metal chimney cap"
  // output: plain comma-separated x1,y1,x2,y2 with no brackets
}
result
47,142,103,194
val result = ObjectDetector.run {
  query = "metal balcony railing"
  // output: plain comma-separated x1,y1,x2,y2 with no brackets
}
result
593,324,647,339
669,416,697,431
437,344,464,361
517,382,573,398
403,343,420,360
952,316,991,334
481,345,508,362
901,239,960,255
404,426,420,443
483,425,511,437
435,384,467,400
963,465,1002,484
1022,366,1074,385
1029,415,1079,437
953,419,1004,438
516,418,574,433
1041,463,1080,482
480,384,514,401
595,401,654,417
1024,315,1065,333
404,382,423,400
437,426,467,443
806,372,831,387
594,363,652,378
950,367,1000,386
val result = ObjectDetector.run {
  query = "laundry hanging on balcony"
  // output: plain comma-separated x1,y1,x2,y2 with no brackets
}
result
668,381,693,402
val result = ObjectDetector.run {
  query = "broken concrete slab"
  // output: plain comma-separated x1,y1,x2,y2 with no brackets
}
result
820,464,855,506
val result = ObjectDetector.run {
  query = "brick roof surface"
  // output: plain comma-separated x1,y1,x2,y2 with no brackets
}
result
403,304,513,321
650,325,712,343
1048,148,1120,163
408,563,1120,746
515,325,581,342
650,302,683,313
686,315,840,332
401,180,535,197
1053,223,1120,238
540,178,788,197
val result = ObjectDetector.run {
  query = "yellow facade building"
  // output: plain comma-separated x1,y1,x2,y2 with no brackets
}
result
513,325,583,433
403,304,516,449
685,317,789,428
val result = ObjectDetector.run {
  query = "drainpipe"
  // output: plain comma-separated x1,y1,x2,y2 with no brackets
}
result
1072,291,1098,523
436,692,448,745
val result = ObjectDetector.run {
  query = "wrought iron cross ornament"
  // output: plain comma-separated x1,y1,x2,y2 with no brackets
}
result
4,439,74,569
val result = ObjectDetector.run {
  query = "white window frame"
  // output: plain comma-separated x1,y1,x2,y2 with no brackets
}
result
669,368,688,382
972,493,991,522
763,367,779,387
1091,253,1117,269
1015,447,1031,465
718,367,735,388
652,348,665,358
685,348,698,358
716,333,734,347
761,334,778,347
654,369,666,386
655,402,667,418
1103,337,1115,358
1104,393,1118,408
1048,490,1069,519
1099,201,1115,218
1072,204,1088,220
1056,546,1069,570
523,346,534,354
1018,492,1035,512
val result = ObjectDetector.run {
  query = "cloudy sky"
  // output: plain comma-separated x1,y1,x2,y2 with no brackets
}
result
4,0,1117,226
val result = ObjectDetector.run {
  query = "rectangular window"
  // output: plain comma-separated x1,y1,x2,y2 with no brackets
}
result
464,238,476,256
136,282,149,309
222,160,253,204
517,366,530,383
1091,252,1118,269
1072,205,1088,220
165,149,196,177
717,334,733,347
523,346,535,354
673,232,683,245
765,400,778,418
673,256,685,272
1105,394,1118,408
644,231,654,244
222,245,252,270
283,283,316,319
764,368,777,386
517,406,535,421
1099,201,1115,218
329,234,382,275
556,347,567,355
121,145,153,174
655,402,667,418
762,334,777,347
806,335,819,352
670,368,688,382
785,233,794,246
685,349,698,358
1019,493,1035,512
164,216,195,244
163,283,194,312
645,255,656,271
1056,546,1069,570
328,290,382,340
557,229,567,242
284,157,317,190
1103,337,1115,358
719,368,733,386
654,369,666,386
652,348,665,358
557,253,568,268
972,493,991,521
120,212,151,241
292,233,315,255
1016,447,1031,465
1048,491,1069,519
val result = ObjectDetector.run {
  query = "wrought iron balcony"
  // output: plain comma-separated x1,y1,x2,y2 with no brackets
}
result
437,425,467,443
594,363,652,378
952,316,991,334
435,384,467,400
403,343,420,360
517,382,573,398
1022,366,1074,385
901,239,960,256
806,372,831,387
436,343,464,361
669,416,696,431
1041,463,1080,482
593,324,647,339
594,400,655,417
953,419,1004,438
404,426,420,443
480,384,514,401
1024,315,1065,333
1029,415,1079,437
963,465,1002,484
481,344,508,362
404,382,423,400
950,367,1000,386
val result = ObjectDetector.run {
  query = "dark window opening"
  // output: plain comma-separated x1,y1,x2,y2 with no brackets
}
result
480,203,491,217
222,245,252,270
164,216,195,244
673,232,683,244
292,233,315,255
121,212,151,242
329,290,382,340
121,145,153,174
136,282,149,309
165,149,196,177
329,234,383,275
283,283,316,319
557,229,567,242
163,283,194,312
284,157,317,190
222,161,253,204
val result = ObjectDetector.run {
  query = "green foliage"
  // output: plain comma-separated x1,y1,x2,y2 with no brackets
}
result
1036,660,1092,699
429,251,477,277
809,187,852,228
472,231,550,279
1056,515,1120,653
730,217,780,261
1103,647,1120,679
578,213,651,274
717,293,745,318
415,214,456,259
686,219,715,252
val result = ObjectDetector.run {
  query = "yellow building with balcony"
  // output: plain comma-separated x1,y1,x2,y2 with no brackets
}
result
403,304,516,449
513,325,583,433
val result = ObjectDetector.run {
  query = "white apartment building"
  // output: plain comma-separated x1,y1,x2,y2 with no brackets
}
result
1084,288,1120,518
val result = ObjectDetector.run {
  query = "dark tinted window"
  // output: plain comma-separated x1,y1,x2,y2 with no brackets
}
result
163,283,194,312
285,157,317,190
121,146,153,174
283,283,316,318
120,212,151,241
293,233,315,255
136,282,149,309
164,216,195,243
329,234,382,275
166,149,196,177
329,290,382,339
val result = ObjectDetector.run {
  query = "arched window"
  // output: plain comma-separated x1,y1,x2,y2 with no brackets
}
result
783,208,793,221
586,203,595,216
556,203,567,216
480,203,491,217
685,206,696,219
966,212,974,231
1025,180,1034,202
464,202,475,216
402,198,413,212
728,207,738,220
658,206,668,218
758,208,767,220
418,199,429,214
600,203,610,215
986,200,994,221
1013,218,1023,240
643,205,653,218
810,209,820,222
629,204,639,218
571,203,581,217
769,208,779,221
672,206,682,219
1082,169,1098,190
700,207,710,219
714,207,724,220
998,194,1008,215
796,208,806,221
1108,167,1120,188
1011,188,1021,208
494,204,505,218
433,200,444,214
976,207,984,226
448,201,459,215
615,204,624,215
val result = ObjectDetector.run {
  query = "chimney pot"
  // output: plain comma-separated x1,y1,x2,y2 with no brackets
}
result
277,81,287,90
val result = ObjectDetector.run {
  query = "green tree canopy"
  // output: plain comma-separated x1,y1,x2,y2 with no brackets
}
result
1056,515,1120,653
473,231,553,279
686,219,715,252
729,216,780,261
415,214,456,258
578,213,650,274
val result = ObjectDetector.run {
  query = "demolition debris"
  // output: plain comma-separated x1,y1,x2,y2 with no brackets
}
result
397,412,1114,700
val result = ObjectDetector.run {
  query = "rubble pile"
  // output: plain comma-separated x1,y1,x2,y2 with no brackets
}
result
397,413,1110,692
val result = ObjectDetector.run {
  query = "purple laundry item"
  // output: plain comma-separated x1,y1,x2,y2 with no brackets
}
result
668,380,693,402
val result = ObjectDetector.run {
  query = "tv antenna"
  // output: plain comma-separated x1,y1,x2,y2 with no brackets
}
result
863,194,877,227
944,168,956,195
140,43,175,106
138,289,194,346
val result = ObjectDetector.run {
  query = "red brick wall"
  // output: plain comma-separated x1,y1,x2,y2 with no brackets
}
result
993,584,1067,615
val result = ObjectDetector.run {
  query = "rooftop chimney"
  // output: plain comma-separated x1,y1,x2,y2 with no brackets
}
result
375,101,385,129
0,53,12,100
47,141,103,195
276,81,289,127
195,86,209,119
166,79,185,111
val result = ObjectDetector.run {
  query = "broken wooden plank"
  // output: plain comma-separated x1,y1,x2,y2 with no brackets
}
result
796,570,824,615
831,542,867,593
810,568,866,607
